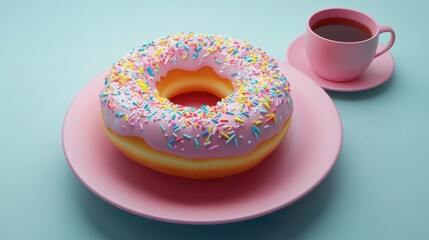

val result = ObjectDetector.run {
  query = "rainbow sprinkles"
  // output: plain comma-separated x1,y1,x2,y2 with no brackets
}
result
100,33,293,158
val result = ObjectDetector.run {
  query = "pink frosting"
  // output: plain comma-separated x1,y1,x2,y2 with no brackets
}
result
100,33,293,158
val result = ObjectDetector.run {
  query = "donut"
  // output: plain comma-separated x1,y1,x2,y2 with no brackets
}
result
100,33,293,179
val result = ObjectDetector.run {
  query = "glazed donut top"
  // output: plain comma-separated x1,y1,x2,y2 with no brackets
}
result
100,33,293,158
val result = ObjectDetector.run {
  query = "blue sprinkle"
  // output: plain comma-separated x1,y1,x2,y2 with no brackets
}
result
115,112,125,117
230,72,238,77
121,104,130,110
212,118,219,124
234,137,239,148
168,142,173,149
196,46,202,52
173,126,180,132
226,111,234,115
148,110,157,119
160,124,165,132
242,112,250,117
201,105,209,113
169,137,176,144
232,49,238,55
194,138,199,150
226,134,235,144
182,43,190,50
253,131,259,140
202,130,209,136
215,59,223,64
193,53,198,59
183,134,192,139
146,67,154,77
252,125,261,134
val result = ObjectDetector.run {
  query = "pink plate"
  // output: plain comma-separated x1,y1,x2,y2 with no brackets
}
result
62,61,342,224
287,35,395,92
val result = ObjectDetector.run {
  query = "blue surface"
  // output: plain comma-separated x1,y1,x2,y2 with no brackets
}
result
1,0,428,239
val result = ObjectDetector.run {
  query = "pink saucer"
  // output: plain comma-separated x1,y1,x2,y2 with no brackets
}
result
287,35,395,92
62,62,342,224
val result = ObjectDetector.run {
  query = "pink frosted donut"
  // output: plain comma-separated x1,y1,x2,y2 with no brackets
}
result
100,33,293,179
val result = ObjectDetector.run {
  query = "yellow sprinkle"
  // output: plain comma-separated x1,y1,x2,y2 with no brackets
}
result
264,96,272,104
182,54,188,60
155,93,167,103
234,117,244,123
273,74,279,79
209,126,213,133
225,54,230,62
125,114,129,122
154,49,163,56
262,102,271,110
185,119,190,126
253,120,262,125
221,132,230,139
124,61,133,69
135,79,149,91
266,113,277,123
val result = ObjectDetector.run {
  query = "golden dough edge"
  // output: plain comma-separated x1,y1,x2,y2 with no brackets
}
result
104,116,292,179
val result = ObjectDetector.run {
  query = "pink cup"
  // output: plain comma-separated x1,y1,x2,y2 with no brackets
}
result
305,8,395,82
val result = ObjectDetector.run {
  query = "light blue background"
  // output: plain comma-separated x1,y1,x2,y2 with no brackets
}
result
1,0,428,239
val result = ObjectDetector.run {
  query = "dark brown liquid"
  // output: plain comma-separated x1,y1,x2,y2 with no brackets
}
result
312,17,372,42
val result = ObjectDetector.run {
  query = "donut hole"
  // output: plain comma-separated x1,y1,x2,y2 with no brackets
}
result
169,91,221,108
156,66,234,107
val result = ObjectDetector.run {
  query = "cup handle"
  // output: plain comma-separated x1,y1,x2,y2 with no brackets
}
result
374,26,396,58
